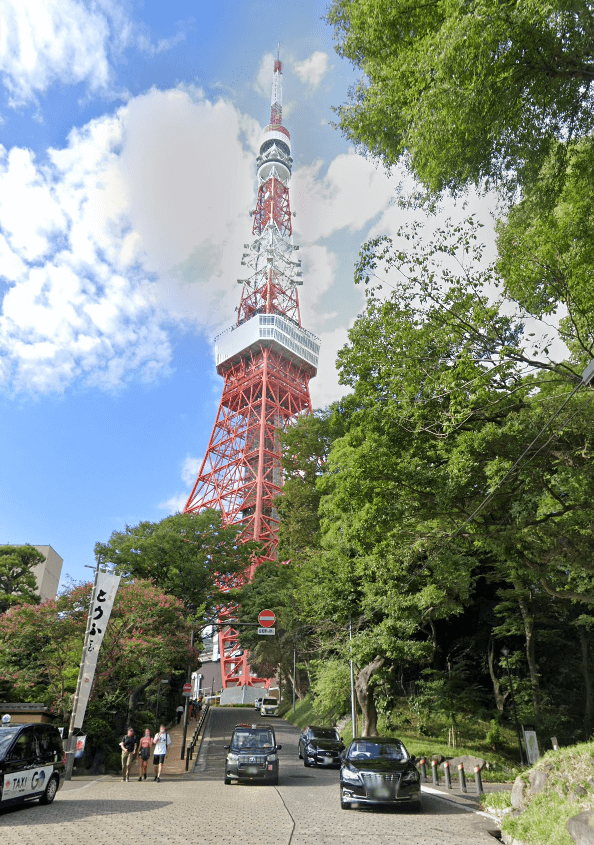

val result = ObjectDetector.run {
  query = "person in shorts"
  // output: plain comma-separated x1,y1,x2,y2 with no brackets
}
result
119,727,137,781
137,728,152,780
152,724,171,781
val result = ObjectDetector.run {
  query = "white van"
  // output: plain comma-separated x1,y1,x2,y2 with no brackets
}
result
259,697,279,717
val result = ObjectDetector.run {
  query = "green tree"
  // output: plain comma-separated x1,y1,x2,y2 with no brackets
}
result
327,0,594,196
95,511,260,614
0,579,196,724
308,217,594,733
0,545,42,614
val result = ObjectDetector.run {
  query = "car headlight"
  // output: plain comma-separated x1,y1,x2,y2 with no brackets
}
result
266,753,278,763
306,745,316,755
401,769,419,784
341,766,362,784
226,752,239,762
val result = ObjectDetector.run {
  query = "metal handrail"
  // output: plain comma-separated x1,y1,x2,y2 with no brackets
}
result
185,704,210,771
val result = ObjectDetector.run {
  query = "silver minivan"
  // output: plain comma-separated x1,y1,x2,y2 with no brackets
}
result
259,697,279,717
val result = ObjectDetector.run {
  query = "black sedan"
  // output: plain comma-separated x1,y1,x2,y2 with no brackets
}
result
339,737,422,811
298,726,344,768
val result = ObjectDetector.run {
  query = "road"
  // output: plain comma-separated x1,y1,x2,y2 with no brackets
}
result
0,708,500,845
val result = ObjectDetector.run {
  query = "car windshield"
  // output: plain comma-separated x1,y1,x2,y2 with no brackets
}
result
262,699,277,706
311,728,339,741
231,729,274,750
0,727,21,756
348,740,408,761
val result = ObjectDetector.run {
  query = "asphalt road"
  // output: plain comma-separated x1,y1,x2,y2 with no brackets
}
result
0,708,500,845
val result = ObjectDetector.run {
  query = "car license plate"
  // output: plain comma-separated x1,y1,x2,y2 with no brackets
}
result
243,766,258,774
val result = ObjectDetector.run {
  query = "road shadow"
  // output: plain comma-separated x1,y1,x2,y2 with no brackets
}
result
0,798,171,825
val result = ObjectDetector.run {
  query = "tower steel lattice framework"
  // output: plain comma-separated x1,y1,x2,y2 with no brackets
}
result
183,52,319,688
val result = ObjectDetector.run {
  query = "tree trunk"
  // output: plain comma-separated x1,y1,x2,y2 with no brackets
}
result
487,637,509,712
515,585,541,717
578,626,594,738
355,656,384,736
128,676,157,723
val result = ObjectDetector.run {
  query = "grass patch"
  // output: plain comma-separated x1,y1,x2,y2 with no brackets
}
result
481,790,512,812
501,741,594,845
505,789,578,845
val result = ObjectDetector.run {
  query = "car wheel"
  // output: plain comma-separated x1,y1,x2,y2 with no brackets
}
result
39,775,59,805
340,798,351,810
303,757,310,767
224,776,231,785
270,774,279,786
412,796,423,812
298,747,302,759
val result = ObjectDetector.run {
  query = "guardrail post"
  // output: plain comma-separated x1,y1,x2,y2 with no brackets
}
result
458,762,467,793
474,765,484,794
444,760,452,789
431,758,439,785
419,757,427,782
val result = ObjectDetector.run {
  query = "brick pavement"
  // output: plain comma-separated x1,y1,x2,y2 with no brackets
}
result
0,710,505,845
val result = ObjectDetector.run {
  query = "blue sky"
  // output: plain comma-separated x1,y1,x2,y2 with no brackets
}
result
0,0,495,588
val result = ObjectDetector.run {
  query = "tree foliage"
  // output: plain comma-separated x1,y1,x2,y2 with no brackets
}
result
0,579,196,722
327,0,594,196
95,511,260,614
0,545,42,614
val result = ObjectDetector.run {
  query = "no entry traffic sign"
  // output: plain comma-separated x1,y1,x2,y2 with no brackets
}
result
258,609,276,628
182,682,192,696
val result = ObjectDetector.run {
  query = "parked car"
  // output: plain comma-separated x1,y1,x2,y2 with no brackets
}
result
0,721,65,808
223,723,282,785
339,737,422,811
298,726,344,768
254,697,262,712
259,697,279,717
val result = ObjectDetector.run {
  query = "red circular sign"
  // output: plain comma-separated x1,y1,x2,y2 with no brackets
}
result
258,609,276,627
183,683,192,692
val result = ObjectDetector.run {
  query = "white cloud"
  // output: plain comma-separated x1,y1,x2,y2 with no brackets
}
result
159,455,203,514
182,456,203,487
255,53,275,97
292,152,397,244
293,52,330,88
0,86,260,395
0,0,130,105
309,324,352,408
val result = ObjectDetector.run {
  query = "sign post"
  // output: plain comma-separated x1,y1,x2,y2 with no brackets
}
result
258,609,275,636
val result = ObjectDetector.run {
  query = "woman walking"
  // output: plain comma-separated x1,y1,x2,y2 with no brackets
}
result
137,728,152,780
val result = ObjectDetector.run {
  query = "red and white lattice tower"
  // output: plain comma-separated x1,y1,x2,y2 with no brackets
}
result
183,50,319,688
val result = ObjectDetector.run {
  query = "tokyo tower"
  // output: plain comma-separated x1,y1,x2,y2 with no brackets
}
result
183,50,319,689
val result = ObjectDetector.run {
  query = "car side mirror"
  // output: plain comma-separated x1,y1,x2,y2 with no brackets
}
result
223,745,230,750
276,744,282,751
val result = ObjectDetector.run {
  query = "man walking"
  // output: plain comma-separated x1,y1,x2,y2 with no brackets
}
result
120,727,137,782
152,724,171,782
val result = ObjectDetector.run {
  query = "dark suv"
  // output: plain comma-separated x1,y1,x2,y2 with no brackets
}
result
0,723,65,808
224,723,282,785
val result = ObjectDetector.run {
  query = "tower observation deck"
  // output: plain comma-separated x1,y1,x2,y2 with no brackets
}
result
183,50,319,689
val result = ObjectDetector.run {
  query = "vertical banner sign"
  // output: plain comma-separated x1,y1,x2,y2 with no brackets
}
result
72,572,120,730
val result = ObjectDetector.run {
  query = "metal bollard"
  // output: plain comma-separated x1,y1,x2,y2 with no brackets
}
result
431,758,439,785
444,760,452,789
474,765,484,794
458,762,467,793
419,757,427,782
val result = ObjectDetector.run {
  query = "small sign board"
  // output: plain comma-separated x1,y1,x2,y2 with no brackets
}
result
258,627,275,636
182,682,192,696
258,609,276,627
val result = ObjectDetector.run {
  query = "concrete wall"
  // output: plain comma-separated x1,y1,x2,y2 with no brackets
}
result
31,545,63,601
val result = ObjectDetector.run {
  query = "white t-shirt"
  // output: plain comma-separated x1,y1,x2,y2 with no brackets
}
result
154,732,171,756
